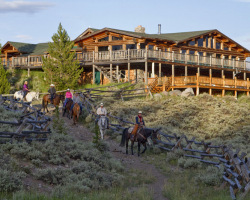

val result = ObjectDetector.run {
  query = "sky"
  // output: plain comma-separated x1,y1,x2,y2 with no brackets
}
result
0,0,250,50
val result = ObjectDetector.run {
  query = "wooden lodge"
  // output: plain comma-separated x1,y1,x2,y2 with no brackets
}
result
1,25,250,96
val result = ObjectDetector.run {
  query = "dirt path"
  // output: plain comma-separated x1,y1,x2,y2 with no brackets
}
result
63,116,168,200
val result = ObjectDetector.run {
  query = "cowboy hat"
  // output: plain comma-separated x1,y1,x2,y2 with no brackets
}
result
100,103,104,106
50,84,55,86
67,88,70,91
138,111,142,114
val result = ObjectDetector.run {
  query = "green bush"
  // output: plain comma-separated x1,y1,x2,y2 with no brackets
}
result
195,166,223,186
0,170,25,192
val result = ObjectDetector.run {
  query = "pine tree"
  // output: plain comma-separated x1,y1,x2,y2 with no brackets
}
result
42,23,83,90
0,44,11,94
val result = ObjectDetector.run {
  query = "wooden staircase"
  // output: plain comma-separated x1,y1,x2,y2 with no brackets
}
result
149,76,172,93
94,66,125,83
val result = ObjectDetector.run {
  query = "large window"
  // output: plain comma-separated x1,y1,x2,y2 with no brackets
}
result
126,44,136,49
216,42,221,50
181,50,186,54
98,46,108,51
224,45,229,51
189,50,195,54
112,45,122,51
140,43,146,49
98,36,109,42
198,38,203,47
189,41,195,46
148,45,154,50
205,36,209,47
211,37,213,48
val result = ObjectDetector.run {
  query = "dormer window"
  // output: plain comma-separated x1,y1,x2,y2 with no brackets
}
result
198,38,203,47
112,36,122,41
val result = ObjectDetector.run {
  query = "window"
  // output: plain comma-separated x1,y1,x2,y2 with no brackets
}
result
205,36,209,47
148,45,154,50
216,42,221,50
126,44,136,49
98,46,108,51
216,54,221,58
198,52,203,56
112,45,122,51
112,36,122,41
224,45,229,51
189,51,195,54
198,38,203,47
98,36,109,42
140,43,146,49
181,50,186,54
211,37,213,48
189,41,195,46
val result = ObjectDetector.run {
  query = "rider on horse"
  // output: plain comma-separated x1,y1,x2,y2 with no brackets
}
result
48,84,56,104
23,81,29,100
70,93,82,113
63,89,72,108
131,111,145,141
96,103,109,129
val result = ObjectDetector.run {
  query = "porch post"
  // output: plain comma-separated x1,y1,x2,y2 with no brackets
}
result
209,68,212,95
196,73,199,96
110,64,113,82
185,66,188,76
222,70,224,78
128,48,130,82
145,47,148,85
116,65,120,83
222,75,225,97
159,63,162,78
28,68,30,77
152,62,155,78
247,78,249,96
172,64,175,89
92,65,95,84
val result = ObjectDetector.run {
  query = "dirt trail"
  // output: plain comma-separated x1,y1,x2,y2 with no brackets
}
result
63,116,168,200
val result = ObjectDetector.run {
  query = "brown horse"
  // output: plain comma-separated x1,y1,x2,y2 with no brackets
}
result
63,99,73,119
120,127,161,156
42,94,65,113
72,103,80,125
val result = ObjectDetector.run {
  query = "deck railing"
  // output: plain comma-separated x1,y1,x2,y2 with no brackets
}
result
2,49,250,71
170,75,250,90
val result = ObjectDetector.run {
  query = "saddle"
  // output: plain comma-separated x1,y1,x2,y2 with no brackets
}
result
129,125,144,141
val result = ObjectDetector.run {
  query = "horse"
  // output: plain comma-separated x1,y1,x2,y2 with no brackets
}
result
120,127,161,156
72,103,80,125
98,116,108,139
63,99,73,119
42,94,65,113
14,91,39,103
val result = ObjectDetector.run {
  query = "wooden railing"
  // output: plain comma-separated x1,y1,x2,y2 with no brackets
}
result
172,74,250,90
2,49,250,71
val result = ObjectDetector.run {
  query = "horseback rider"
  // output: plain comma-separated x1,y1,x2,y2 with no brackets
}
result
131,111,145,141
48,84,56,104
70,93,82,113
96,103,109,129
63,89,72,108
22,81,29,100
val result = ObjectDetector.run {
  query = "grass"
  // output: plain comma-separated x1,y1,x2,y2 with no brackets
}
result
143,150,234,200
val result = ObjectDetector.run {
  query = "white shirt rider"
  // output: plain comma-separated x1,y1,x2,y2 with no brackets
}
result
97,103,107,116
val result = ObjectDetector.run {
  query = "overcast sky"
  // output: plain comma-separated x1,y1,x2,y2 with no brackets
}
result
0,0,250,50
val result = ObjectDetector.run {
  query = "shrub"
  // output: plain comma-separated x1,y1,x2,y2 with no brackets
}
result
195,166,223,186
0,170,25,192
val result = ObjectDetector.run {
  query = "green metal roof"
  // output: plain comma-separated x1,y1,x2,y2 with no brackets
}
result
7,42,49,55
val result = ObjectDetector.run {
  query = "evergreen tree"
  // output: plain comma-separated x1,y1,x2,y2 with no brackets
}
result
0,44,11,94
42,23,83,90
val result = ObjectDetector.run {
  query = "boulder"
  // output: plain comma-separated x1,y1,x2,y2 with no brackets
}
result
161,91,169,96
181,88,195,97
154,93,162,100
169,90,182,96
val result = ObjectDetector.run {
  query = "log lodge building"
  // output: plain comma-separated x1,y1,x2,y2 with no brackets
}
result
1,25,250,96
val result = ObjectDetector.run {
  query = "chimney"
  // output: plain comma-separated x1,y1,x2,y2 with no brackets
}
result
135,25,145,33
158,24,161,34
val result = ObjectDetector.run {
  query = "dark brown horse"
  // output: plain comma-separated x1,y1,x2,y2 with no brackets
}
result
72,103,80,125
63,99,73,119
120,127,161,156
42,94,65,112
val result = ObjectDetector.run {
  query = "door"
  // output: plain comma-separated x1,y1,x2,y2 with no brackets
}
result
95,71,100,85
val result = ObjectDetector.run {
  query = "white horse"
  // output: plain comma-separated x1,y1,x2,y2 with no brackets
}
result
98,116,108,139
14,91,39,103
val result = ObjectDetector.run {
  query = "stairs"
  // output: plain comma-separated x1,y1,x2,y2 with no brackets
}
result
94,66,125,83
148,76,172,93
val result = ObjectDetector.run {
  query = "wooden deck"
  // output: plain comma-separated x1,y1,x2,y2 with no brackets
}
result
148,74,250,95
3,49,250,71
